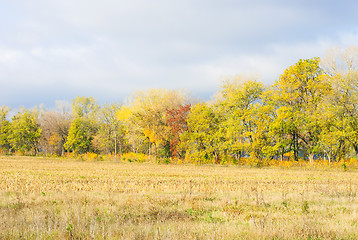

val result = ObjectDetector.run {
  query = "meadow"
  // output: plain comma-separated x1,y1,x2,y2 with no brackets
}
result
1,156,358,239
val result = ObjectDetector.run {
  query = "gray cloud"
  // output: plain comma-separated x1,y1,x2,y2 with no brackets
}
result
1,0,358,109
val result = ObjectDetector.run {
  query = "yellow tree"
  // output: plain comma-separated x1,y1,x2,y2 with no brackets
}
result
0,105,10,122
124,89,189,157
321,46,358,158
268,105,296,160
117,105,146,154
71,96,99,119
183,102,224,163
274,57,329,162
215,76,265,161
92,103,126,156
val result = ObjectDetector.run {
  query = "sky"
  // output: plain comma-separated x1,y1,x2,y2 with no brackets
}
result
1,0,358,109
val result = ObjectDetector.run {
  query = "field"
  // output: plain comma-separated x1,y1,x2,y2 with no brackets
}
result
1,156,358,239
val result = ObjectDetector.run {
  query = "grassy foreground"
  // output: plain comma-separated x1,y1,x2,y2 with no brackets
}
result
1,156,358,239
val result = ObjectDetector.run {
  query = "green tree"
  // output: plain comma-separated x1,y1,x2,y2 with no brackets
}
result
0,121,11,153
64,118,97,154
0,105,11,153
64,96,99,154
9,110,42,155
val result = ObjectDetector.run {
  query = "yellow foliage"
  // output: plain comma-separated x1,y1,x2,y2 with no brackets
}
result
48,133,61,146
81,152,101,161
116,106,132,122
121,152,149,163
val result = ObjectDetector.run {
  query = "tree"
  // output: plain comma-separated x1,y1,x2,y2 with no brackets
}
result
0,121,11,153
64,96,99,154
245,101,276,161
166,104,191,158
274,57,329,162
183,103,224,163
321,46,358,158
92,103,126,157
0,105,10,122
117,105,147,154
64,117,97,154
39,110,71,156
71,96,99,119
9,110,42,155
124,89,189,158
215,76,265,161
268,105,296,161
0,105,11,153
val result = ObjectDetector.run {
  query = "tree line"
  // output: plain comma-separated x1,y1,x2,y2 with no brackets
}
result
1,46,358,164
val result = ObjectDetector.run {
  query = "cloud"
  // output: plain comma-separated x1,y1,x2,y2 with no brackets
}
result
1,1,358,108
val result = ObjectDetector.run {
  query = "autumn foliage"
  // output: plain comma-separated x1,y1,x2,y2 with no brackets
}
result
2,46,358,165
166,104,191,158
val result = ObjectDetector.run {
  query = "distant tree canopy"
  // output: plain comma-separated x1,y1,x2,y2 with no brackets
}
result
2,46,358,163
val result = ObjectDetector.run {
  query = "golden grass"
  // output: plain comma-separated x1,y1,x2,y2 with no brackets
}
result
1,156,358,239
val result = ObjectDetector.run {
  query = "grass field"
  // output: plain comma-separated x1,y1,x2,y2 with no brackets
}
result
1,156,358,239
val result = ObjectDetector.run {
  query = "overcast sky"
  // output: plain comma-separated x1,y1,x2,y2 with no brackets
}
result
1,0,358,109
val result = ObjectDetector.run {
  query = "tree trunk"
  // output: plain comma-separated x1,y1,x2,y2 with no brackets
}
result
293,132,299,161
214,152,221,164
308,153,314,165
328,153,331,167
114,132,117,160
353,144,358,157
119,141,122,157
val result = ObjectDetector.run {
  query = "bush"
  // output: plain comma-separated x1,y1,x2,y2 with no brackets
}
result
121,152,149,163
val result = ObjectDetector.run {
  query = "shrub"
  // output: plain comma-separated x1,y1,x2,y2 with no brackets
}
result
121,152,149,163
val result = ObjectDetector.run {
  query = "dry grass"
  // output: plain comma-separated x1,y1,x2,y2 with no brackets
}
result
1,156,358,239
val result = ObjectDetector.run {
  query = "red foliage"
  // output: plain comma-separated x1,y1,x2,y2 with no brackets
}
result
166,104,191,158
